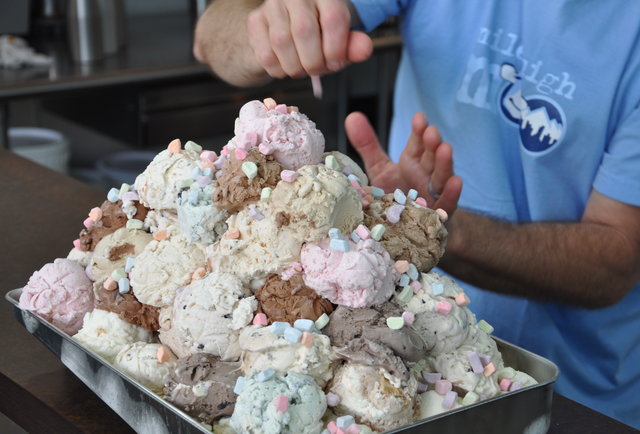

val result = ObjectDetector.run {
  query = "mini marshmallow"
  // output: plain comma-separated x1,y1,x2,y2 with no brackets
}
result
399,274,410,287
328,228,343,239
263,98,277,109
184,141,201,152
126,219,144,230
462,391,480,405
253,313,268,326
261,187,272,201
107,188,120,203
354,224,370,240
241,161,258,179
442,391,458,410
301,332,314,348
153,230,167,241
393,189,407,205
326,393,340,407
402,311,415,325
467,351,484,374
330,239,350,252
225,228,240,239
410,280,422,293
435,379,452,395
256,369,276,382
271,321,290,335
407,189,418,200
293,318,315,332
397,286,413,303
478,320,494,335
275,394,289,413
124,257,135,273
111,268,127,281
415,197,427,207
88,207,103,221
407,264,419,281
103,277,117,291
281,170,298,182
350,232,361,243
421,372,442,384
200,150,217,162
455,292,471,307
73,239,82,250
394,260,410,274
122,191,139,202
483,362,496,377
314,313,330,330
83,217,94,229
283,326,302,343
386,204,405,224
386,316,404,330
234,376,245,394
436,208,448,222
156,346,172,363
499,378,512,392
235,149,248,160
432,283,444,296
249,207,264,221
167,138,181,153
325,155,339,170
118,278,130,294
371,224,386,241
336,415,355,429
437,300,452,315
371,186,384,199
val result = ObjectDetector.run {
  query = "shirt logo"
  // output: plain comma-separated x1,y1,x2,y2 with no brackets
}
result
500,63,566,153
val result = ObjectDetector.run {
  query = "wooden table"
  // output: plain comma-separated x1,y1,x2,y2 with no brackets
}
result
0,150,636,433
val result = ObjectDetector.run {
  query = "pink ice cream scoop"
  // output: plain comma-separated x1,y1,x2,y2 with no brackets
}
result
19,258,95,335
300,238,398,308
232,100,325,170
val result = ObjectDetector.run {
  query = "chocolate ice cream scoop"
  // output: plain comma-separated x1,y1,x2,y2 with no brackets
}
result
79,200,148,252
164,353,241,424
255,273,334,324
213,148,283,213
323,303,427,362
363,193,447,273
93,281,160,332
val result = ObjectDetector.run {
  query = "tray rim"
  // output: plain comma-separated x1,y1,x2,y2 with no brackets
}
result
6,287,560,433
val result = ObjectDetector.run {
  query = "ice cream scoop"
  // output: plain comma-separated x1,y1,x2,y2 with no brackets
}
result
134,145,202,210
78,199,148,252
19,258,94,335
300,238,398,308
213,148,283,214
328,362,418,432
239,325,336,387
364,194,447,273
269,164,363,243
230,371,327,434
231,99,325,170
158,271,257,361
323,303,427,363
93,280,160,332
114,342,177,393
73,309,154,361
90,227,152,284
255,274,334,324
130,232,207,307
164,353,242,424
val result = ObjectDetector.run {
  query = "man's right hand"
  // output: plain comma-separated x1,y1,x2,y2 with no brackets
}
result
246,0,373,78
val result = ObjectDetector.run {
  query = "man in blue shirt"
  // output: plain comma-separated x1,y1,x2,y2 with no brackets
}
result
195,0,640,427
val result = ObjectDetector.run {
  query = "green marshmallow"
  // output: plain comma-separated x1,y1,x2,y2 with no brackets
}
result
325,155,339,170
242,161,258,179
314,313,330,330
371,224,386,241
111,268,127,281
184,140,202,152
478,319,494,335
261,187,272,201
126,219,144,230
397,285,414,303
386,316,405,330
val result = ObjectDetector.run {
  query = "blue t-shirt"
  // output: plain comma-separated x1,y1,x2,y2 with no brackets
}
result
352,0,640,428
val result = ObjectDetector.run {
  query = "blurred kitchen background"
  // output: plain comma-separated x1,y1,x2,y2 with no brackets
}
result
0,0,401,191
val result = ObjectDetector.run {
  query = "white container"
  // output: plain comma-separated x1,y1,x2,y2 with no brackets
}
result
9,127,70,174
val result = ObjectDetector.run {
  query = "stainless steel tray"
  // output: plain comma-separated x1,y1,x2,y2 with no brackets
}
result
6,288,558,434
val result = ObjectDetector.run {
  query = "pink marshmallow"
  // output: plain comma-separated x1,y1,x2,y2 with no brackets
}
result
499,378,512,391
235,149,248,160
200,150,217,162
435,379,452,395
274,395,289,412
280,170,298,183
83,217,94,229
326,392,340,407
437,300,452,315
252,313,268,326
73,239,82,251
402,311,415,325
258,143,273,155
410,280,423,293
301,331,314,348
355,224,370,241
415,197,428,207
275,104,288,114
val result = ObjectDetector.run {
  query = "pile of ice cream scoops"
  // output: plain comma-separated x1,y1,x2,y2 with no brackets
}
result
19,98,537,434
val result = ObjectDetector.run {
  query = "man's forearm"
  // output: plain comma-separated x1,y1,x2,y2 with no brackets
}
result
194,0,269,87
439,210,639,308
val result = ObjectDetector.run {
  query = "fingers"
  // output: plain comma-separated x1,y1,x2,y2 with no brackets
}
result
317,0,350,71
345,112,392,180
429,141,454,194
433,175,463,216
347,30,373,63
402,113,429,160
247,0,360,78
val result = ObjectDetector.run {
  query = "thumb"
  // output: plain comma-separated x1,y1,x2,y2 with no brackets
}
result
345,112,390,179
347,31,373,63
